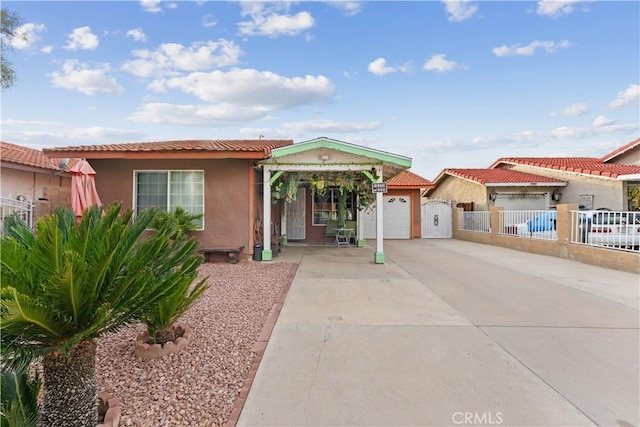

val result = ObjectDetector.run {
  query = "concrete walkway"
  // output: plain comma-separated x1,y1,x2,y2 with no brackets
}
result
238,240,639,427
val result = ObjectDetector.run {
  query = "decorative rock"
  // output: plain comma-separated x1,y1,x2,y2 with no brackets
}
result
97,392,121,427
134,323,192,360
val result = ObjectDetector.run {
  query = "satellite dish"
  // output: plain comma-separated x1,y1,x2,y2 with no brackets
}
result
58,158,70,171
54,158,71,176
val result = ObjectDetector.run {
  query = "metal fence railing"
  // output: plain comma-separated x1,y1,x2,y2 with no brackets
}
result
0,196,34,231
499,210,558,241
570,210,640,253
458,211,491,233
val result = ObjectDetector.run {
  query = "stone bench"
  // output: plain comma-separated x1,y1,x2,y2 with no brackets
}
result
197,245,244,264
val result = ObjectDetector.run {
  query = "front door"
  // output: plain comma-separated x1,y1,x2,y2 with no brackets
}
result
286,187,306,240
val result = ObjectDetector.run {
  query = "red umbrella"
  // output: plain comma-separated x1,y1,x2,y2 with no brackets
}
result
70,160,102,219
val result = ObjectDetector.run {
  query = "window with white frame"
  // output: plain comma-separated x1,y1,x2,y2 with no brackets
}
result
134,170,204,229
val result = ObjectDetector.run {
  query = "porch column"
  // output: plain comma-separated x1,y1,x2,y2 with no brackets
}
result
374,166,385,264
262,168,273,261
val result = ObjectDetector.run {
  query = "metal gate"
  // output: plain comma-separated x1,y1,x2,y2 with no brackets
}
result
285,187,306,240
422,199,452,238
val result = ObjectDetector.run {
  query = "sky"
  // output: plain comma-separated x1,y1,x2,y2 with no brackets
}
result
1,0,639,180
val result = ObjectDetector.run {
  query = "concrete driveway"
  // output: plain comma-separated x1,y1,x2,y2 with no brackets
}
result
238,240,639,427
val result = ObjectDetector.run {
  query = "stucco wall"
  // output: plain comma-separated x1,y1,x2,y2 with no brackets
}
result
428,176,489,210
610,149,639,166
452,204,639,274
90,158,252,252
501,164,624,210
1,167,71,203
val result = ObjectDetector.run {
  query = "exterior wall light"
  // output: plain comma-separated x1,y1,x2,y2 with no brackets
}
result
489,190,498,202
552,189,562,202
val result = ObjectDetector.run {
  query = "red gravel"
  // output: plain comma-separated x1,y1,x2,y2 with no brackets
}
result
96,260,298,427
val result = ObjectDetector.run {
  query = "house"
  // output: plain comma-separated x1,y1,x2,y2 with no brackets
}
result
490,139,640,210
424,168,567,211
44,137,421,263
425,138,640,211
0,141,74,224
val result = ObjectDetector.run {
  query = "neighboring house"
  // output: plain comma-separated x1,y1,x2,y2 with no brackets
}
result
424,168,566,211
44,137,420,262
0,141,74,223
490,139,640,210
425,138,640,211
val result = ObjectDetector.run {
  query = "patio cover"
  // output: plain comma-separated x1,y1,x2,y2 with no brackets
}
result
258,137,412,263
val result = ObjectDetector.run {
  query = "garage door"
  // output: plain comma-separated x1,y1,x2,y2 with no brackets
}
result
362,196,411,239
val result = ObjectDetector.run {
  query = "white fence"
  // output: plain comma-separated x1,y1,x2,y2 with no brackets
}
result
499,210,557,241
570,210,640,253
458,211,491,233
0,196,34,231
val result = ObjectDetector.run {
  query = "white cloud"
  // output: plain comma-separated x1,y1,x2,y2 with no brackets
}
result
492,40,570,56
9,23,46,49
65,26,99,51
423,54,458,73
0,124,144,147
141,0,162,13
49,60,124,95
166,3,178,9
121,40,242,78
555,102,589,116
41,45,53,54
536,0,590,18
592,115,613,127
126,28,147,42
152,68,334,109
202,14,217,28
325,1,363,16
368,58,396,76
441,0,478,22
608,84,640,109
550,123,637,139
127,103,270,126
281,120,382,133
238,2,314,37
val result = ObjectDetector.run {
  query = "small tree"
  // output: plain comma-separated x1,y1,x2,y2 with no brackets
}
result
0,203,204,426
1,9,26,89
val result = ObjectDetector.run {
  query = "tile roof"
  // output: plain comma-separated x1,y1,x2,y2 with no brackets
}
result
600,137,640,163
1,141,72,171
436,168,566,185
490,157,640,178
387,170,433,188
43,139,293,158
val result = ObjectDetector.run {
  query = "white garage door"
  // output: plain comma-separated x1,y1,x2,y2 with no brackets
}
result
362,196,411,239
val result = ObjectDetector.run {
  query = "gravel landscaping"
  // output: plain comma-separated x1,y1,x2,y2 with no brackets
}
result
96,260,299,427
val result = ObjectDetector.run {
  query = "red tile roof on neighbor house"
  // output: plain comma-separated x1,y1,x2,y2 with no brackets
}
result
600,137,640,163
43,139,294,159
1,141,74,171
490,157,640,178
434,168,566,186
387,170,433,189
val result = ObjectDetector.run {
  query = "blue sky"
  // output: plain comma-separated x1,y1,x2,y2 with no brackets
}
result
1,0,639,180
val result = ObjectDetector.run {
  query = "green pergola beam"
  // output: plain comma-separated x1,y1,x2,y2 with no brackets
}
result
269,170,284,185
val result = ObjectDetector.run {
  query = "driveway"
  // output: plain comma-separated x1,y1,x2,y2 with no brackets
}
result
238,240,639,427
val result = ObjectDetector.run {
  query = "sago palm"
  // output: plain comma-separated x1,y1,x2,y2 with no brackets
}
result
0,203,204,427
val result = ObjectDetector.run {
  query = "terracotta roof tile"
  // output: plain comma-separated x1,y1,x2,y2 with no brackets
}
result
490,156,640,178
387,170,433,188
600,137,640,163
441,168,565,185
1,141,70,171
43,139,293,158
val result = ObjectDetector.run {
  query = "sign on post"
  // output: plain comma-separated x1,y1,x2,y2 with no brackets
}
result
372,182,388,193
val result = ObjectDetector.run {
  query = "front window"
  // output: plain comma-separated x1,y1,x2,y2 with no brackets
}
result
313,188,354,225
134,170,204,229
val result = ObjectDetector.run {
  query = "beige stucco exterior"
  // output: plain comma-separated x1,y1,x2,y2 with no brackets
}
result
0,165,71,203
499,164,624,210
